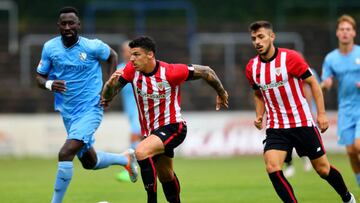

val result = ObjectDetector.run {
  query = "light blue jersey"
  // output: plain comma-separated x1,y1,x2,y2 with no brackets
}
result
322,45,360,145
37,36,110,154
37,36,110,118
117,62,141,135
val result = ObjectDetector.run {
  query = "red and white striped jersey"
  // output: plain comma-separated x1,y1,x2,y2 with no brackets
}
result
246,48,314,129
121,60,193,136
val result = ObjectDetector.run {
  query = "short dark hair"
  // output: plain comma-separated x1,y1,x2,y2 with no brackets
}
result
249,21,273,32
129,36,156,53
59,6,79,16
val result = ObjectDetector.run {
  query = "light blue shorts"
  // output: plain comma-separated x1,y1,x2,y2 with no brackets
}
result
337,112,360,146
62,106,103,158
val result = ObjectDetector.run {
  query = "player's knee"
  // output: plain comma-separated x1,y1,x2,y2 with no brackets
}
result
81,162,95,170
314,164,330,177
265,162,281,173
346,145,358,157
158,170,174,183
58,149,76,161
353,144,360,154
135,147,149,160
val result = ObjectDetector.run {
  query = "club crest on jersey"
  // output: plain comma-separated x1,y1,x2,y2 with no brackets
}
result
157,82,165,91
79,52,87,61
275,67,282,76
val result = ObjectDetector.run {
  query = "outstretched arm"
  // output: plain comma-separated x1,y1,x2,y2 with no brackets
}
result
101,70,124,108
189,65,229,110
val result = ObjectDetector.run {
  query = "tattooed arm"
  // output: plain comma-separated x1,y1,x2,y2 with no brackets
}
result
190,65,229,110
101,70,124,108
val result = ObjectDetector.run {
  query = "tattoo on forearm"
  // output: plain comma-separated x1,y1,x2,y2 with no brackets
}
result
192,65,225,94
103,82,121,101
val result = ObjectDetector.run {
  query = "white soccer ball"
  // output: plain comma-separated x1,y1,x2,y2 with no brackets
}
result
97,201,109,203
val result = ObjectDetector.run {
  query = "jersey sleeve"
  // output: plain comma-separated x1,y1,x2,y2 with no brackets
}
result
245,60,260,90
286,50,310,78
93,39,111,61
166,64,192,86
36,44,52,75
121,62,135,82
321,55,335,81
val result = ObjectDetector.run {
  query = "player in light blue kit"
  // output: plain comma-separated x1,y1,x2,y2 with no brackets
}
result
35,7,138,203
116,41,142,182
322,14,360,188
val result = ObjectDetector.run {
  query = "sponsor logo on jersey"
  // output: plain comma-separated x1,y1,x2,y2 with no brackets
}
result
259,81,285,91
136,87,166,100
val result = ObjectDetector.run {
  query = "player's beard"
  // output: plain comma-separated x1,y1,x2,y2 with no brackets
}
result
61,30,79,47
259,44,271,57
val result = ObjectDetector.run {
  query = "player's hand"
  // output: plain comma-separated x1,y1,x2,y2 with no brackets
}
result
317,112,329,133
100,97,112,109
216,90,229,110
356,82,360,89
321,78,333,91
108,69,123,86
254,115,263,130
52,80,66,92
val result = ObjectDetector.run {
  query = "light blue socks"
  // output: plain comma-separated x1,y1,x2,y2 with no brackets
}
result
51,161,73,203
93,150,128,170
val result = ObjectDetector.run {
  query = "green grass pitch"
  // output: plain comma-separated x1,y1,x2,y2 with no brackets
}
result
0,154,358,203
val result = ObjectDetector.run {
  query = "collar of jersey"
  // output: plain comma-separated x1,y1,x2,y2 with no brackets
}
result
142,60,159,77
61,36,80,50
260,47,278,63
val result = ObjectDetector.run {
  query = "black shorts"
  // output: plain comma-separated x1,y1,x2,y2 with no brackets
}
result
264,126,326,160
151,122,187,158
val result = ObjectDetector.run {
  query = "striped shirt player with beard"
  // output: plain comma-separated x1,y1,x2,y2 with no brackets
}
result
101,36,228,203
245,21,355,203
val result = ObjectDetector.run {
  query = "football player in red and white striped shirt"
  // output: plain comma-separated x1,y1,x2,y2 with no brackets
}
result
102,36,228,203
246,21,355,203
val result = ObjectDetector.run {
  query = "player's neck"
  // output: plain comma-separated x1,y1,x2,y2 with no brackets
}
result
62,36,79,48
260,46,277,62
338,42,354,55
143,59,157,74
